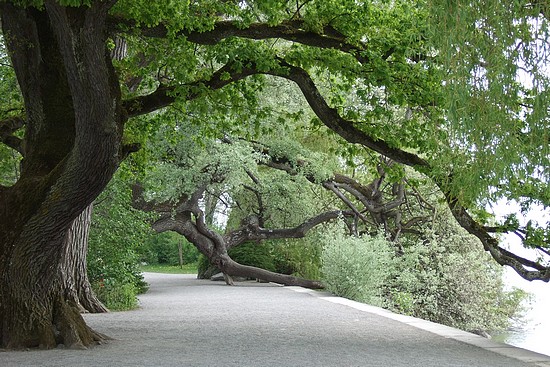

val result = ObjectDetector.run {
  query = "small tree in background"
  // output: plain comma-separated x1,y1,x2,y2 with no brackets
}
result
138,231,199,266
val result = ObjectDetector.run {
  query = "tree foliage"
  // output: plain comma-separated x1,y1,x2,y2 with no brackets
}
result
385,209,527,333
320,225,392,306
87,167,152,309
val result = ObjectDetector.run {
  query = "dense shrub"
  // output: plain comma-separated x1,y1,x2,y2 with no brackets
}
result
384,214,528,333
87,173,152,310
92,281,139,311
316,213,527,334
197,254,213,279
320,225,392,306
271,238,321,279
228,242,277,272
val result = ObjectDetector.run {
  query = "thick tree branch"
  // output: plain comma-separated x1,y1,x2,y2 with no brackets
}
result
123,63,259,118
321,182,370,223
333,173,381,201
109,18,372,65
194,208,226,251
222,256,324,289
267,61,430,168
331,182,377,213
225,209,350,248
131,182,205,215
186,21,364,55
445,194,550,280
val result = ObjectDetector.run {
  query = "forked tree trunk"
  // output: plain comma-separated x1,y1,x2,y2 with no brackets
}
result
0,3,123,349
56,25,128,316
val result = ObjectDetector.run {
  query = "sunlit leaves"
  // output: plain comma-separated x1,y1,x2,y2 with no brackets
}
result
113,0,190,29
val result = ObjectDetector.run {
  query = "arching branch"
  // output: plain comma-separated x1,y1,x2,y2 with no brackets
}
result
257,61,550,280
267,61,430,168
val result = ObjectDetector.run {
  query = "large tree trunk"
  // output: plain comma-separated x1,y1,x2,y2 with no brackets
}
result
0,3,123,349
62,204,108,313
57,26,128,316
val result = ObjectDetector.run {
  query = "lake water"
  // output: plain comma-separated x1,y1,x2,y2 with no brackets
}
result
492,269,550,357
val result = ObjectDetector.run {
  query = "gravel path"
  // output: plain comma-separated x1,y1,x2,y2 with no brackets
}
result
1,272,549,367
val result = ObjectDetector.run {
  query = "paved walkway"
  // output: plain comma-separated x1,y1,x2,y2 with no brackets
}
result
2,273,550,367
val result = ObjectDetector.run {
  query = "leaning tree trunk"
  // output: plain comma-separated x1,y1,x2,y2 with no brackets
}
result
150,209,325,289
61,204,108,313
132,183,329,289
0,3,124,349
215,252,324,288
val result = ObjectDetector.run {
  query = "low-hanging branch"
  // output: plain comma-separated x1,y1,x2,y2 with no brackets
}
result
224,209,352,249
131,182,333,289
261,61,550,281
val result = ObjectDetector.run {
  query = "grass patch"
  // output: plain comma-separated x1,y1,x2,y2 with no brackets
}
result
93,282,139,311
141,263,198,274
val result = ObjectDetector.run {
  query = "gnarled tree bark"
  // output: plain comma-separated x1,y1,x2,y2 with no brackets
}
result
61,204,108,314
0,2,122,349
